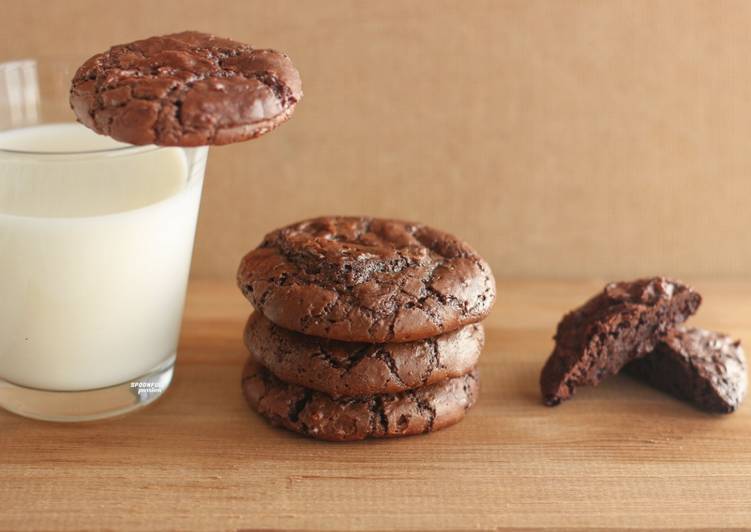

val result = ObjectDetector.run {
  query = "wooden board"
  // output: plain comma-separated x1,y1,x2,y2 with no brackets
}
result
3,279,751,530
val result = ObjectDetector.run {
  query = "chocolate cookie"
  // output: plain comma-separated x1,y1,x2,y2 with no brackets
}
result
244,312,483,397
626,327,747,413
242,360,479,441
540,277,701,406
237,216,496,343
70,31,302,146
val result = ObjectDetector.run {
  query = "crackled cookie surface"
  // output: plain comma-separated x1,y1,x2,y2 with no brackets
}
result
237,216,496,343
70,31,302,146
244,312,483,397
540,277,702,406
627,327,747,413
242,359,479,441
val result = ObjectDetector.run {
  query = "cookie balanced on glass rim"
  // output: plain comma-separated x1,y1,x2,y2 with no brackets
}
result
70,30,302,146
237,216,497,343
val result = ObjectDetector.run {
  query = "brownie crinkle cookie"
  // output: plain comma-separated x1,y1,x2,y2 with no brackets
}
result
540,277,701,406
244,312,483,397
627,327,747,413
242,360,479,441
237,216,496,343
70,31,302,146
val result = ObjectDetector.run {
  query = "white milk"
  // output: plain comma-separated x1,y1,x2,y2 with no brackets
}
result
0,123,205,390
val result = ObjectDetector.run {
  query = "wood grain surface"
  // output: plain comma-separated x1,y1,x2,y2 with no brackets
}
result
2,278,751,531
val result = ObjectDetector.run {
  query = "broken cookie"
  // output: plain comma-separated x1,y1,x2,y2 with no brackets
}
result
626,327,747,413
540,277,702,406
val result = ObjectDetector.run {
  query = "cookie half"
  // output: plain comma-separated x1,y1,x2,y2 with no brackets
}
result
244,312,483,397
237,216,496,343
626,327,747,413
540,277,701,406
70,31,302,146
242,360,479,441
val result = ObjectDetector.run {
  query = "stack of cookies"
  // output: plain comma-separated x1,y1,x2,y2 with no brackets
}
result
540,277,747,413
236,216,496,441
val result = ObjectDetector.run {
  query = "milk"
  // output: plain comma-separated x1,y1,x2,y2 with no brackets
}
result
0,123,205,391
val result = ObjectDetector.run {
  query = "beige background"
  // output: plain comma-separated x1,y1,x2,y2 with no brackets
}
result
2,0,751,280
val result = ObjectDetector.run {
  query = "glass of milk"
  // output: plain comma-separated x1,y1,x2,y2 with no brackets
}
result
0,59,208,421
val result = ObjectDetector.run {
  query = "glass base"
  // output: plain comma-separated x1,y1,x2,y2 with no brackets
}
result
0,353,175,422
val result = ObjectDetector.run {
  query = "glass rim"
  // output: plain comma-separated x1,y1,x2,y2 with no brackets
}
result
0,142,164,158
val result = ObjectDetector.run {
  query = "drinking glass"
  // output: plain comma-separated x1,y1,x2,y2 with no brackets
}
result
0,58,208,421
